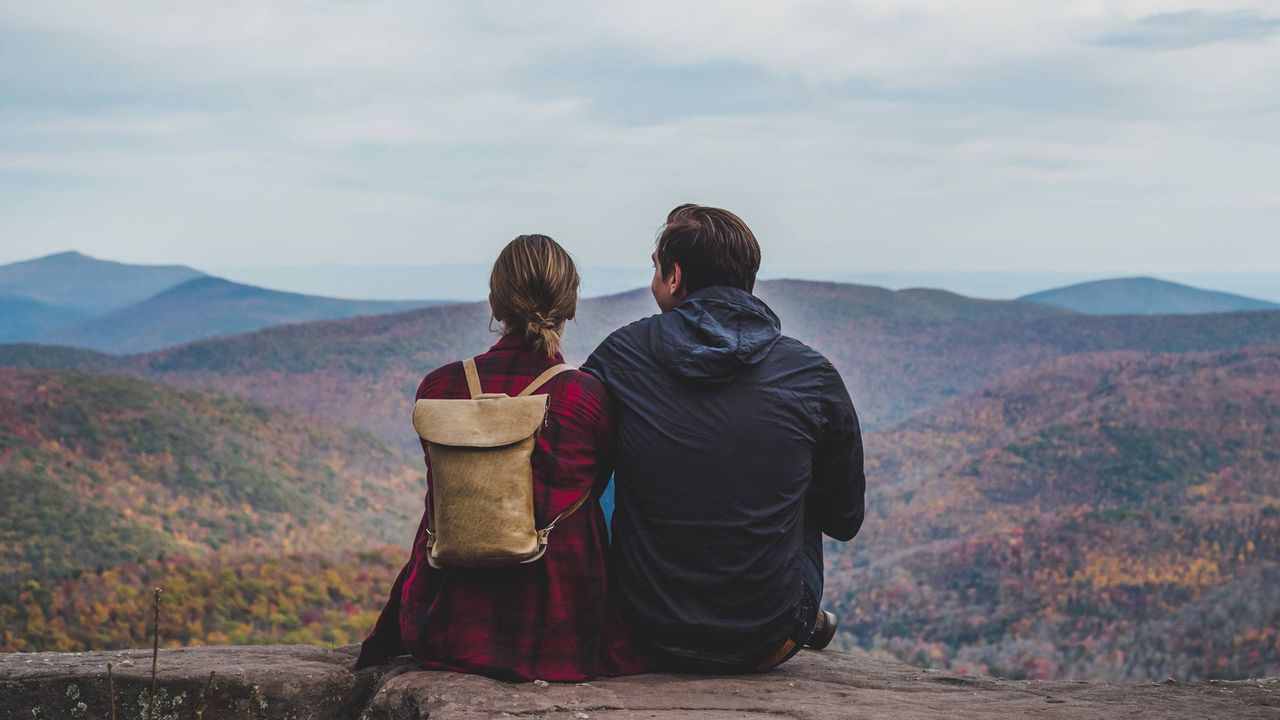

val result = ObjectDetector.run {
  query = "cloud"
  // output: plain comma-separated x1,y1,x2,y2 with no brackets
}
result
588,0,1078,87
1093,9,1280,50
0,1,1277,274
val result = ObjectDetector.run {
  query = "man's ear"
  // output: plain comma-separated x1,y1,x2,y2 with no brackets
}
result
668,262,685,300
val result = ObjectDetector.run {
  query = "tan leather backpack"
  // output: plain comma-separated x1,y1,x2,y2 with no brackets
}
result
412,357,589,568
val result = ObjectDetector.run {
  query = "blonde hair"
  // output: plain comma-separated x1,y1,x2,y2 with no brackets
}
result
488,234,580,357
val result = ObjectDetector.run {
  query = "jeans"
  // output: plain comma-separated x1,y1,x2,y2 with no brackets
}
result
765,513,824,670
800,511,824,614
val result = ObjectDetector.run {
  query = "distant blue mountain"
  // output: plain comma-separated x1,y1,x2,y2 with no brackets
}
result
0,251,205,314
35,276,449,354
213,263,654,302
1019,277,1280,315
0,295,89,342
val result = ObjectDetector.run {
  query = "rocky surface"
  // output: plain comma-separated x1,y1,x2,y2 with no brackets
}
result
1,645,1277,719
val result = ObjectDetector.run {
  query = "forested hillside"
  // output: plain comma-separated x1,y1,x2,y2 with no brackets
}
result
3,282,1278,682
827,349,1280,681
0,370,421,604
0,549,401,653
6,281,1277,453
141,284,1280,448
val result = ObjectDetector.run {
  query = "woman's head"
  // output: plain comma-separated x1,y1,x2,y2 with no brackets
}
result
489,234,580,357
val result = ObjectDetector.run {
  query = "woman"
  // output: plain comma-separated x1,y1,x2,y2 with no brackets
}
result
356,234,651,682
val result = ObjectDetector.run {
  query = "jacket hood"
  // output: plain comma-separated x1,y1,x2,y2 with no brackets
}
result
652,286,782,385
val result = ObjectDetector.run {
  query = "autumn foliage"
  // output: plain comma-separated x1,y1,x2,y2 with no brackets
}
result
2,284,1278,683
0,549,402,653
0,369,421,603
826,349,1280,681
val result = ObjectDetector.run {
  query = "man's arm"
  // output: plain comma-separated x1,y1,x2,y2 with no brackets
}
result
580,338,610,385
590,380,617,496
810,364,866,541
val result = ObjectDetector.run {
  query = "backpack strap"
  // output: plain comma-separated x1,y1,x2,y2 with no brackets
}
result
462,357,483,398
517,363,575,397
523,363,585,555
535,491,592,546
463,359,572,399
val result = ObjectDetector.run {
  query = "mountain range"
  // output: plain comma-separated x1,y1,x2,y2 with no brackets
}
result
6,279,1274,451
0,251,205,315
35,277,446,354
0,252,446,352
2,252,1277,681
1020,277,1280,315
5,252,1280,357
209,263,1280,308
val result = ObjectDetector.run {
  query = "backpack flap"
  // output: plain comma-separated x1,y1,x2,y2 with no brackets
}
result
412,394,549,448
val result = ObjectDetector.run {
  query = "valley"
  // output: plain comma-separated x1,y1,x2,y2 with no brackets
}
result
2,266,1277,681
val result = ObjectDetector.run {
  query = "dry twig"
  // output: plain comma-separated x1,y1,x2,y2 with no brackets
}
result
149,587,162,720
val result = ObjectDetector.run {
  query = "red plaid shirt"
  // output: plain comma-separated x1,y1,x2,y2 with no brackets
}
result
356,333,653,681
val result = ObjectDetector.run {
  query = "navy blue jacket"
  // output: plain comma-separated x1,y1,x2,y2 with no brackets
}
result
582,285,865,656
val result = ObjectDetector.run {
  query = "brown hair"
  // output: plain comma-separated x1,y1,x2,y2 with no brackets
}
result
489,234,580,357
656,204,762,294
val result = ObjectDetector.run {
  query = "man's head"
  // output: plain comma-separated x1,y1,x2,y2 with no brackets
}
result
650,204,762,312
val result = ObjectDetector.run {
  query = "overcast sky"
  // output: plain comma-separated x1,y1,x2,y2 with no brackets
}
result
2,1,1278,277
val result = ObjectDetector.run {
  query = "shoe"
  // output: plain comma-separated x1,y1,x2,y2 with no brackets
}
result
805,609,838,650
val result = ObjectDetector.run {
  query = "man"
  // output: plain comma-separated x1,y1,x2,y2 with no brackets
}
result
582,204,865,673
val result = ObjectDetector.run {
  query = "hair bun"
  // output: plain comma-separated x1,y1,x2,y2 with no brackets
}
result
528,312,559,332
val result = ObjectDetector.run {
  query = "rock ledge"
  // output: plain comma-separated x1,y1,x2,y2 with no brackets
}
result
1,645,1276,719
